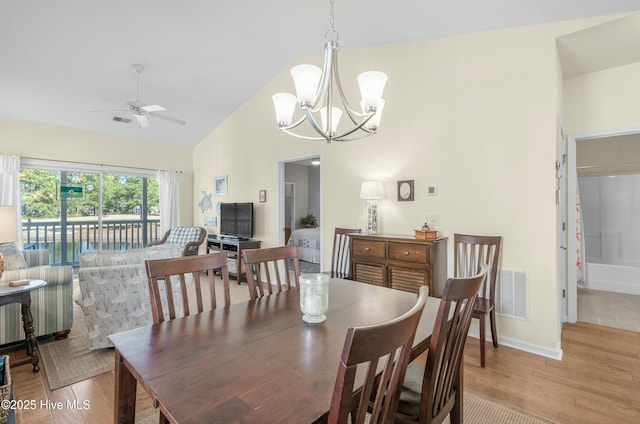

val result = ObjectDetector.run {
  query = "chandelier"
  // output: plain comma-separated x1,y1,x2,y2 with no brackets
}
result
272,0,388,143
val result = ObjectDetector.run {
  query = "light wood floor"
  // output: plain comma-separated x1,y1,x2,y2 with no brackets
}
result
5,320,639,423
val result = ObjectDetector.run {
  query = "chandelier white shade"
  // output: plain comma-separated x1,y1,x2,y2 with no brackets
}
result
272,0,387,143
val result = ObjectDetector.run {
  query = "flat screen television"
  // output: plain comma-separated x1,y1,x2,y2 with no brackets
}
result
219,202,254,239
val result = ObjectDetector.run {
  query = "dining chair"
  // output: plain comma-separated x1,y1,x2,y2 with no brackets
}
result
330,227,361,279
241,244,300,301
394,264,488,424
145,251,231,325
327,286,429,424
453,233,502,367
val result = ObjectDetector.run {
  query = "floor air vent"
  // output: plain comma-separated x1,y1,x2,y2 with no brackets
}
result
497,269,527,320
113,116,132,124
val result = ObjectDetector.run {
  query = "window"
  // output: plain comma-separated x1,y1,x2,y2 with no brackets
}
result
20,162,160,265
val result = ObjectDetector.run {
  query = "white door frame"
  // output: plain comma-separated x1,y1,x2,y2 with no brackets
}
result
566,125,640,322
277,152,324,268
556,117,568,340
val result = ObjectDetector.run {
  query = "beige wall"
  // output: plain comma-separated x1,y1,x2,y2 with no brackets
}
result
191,18,615,356
0,118,194,224
563,61,640,134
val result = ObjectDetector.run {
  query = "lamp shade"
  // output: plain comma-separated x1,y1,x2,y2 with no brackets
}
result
360,181,384,200
291,64,322,105
320,106,343,134
0,206,18,243
357,71,388,111
272,92,298,126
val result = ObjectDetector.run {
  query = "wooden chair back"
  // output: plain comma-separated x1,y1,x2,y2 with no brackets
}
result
453,234,501,302
331,227,361,279
241,244,300,301
327,286,429,424
453,233,502,367
145,252,230,325
396,265,487,424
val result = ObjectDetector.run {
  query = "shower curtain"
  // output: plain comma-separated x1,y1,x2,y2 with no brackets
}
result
576,186,587,286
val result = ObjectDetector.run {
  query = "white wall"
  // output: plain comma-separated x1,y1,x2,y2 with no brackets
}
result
190,18,608,355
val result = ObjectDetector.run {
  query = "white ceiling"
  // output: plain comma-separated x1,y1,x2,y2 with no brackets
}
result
1,1,639,148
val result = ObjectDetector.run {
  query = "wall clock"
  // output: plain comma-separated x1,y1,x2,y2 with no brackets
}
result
397,180,414,201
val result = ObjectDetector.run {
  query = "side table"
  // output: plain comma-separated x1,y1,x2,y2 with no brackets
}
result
0,279,47,372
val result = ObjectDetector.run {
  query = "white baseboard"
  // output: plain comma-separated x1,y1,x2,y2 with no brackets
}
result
467,329,563,361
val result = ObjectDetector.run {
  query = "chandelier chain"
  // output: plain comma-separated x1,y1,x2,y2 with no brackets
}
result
325,0,339,42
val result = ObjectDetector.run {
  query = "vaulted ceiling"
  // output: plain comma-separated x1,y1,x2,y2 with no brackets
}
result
1,1,639,147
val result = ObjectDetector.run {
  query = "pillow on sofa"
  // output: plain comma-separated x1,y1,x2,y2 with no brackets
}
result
0,242,28,270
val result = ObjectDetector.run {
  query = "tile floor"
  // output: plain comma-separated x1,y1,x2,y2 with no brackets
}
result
577,287,640,332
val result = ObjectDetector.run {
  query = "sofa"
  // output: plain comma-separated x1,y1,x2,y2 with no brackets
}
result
76,244,186,349
0,247,74,346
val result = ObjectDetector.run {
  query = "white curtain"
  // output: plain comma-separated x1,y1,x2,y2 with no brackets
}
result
0,155,23,246
157,170,181,235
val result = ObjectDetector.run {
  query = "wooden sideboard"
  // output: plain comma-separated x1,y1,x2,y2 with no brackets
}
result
350,233,447,296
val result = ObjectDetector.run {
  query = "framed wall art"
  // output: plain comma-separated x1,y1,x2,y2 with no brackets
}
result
214,175,228,196
397,180,414,201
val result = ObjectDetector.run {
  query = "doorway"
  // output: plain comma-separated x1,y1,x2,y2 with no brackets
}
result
567,126,640,331
278,154,322,272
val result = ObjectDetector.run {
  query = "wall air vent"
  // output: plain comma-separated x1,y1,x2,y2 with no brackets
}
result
113,116,132,124
497,269,528,320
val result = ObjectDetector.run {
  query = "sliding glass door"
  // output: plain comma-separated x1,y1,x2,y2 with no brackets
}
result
20,166,160,265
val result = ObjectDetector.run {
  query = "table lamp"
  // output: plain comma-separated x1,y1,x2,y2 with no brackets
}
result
0,206,19,279
360,181,384,234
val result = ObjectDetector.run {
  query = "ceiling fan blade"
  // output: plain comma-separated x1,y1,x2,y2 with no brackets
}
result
141,104,166,112
88,109,128,113
147,111,186,125
134,113,150,128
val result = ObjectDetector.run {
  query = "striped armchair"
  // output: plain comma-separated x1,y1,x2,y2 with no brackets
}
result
0,249,74,346
147,226,206,256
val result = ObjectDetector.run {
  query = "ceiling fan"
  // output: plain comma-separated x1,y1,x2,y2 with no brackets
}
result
92,64,186,128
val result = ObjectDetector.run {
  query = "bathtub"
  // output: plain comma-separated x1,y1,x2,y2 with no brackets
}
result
585,262,640,295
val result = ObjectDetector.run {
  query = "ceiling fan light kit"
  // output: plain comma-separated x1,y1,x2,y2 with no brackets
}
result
272,0,387,143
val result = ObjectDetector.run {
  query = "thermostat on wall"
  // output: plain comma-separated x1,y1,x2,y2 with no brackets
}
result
427,185,438,196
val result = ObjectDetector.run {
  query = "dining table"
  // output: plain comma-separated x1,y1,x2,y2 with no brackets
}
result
109,278,463,423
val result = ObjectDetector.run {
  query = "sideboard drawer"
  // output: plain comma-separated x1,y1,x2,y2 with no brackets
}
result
353,262,385,286
388,242,428,264
352,239,385,259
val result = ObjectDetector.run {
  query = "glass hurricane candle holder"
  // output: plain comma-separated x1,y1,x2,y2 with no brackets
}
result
300,273,329,324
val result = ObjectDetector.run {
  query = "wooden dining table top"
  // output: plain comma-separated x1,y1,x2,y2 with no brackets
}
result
110,278,442,424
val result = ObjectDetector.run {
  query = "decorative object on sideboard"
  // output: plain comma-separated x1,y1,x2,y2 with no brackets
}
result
397,180,414,201
271,0,387,143
360,181,384,234
0,206,19,279
414,223,438,239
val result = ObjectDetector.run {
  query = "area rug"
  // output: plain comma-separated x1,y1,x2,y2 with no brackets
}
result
446,392,556,424
39,302,114,390
135,407,160,424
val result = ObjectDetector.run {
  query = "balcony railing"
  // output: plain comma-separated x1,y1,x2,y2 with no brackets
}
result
22,218,161,266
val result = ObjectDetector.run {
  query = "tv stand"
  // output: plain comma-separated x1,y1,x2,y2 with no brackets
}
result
206,236,261,283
